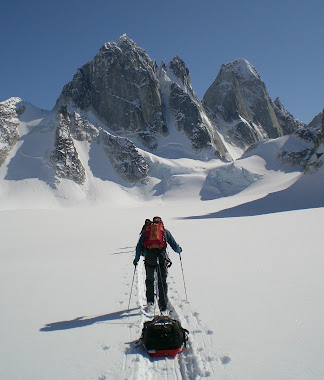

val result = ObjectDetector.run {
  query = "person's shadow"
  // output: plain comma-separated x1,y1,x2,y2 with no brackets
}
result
40,308,139,332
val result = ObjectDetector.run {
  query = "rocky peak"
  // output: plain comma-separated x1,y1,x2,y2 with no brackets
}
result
56,35,166,150
163,57,228,158
273,97,284,110
273,97,306,135
167,56,196,99
99,34,151,65
203,58,288,149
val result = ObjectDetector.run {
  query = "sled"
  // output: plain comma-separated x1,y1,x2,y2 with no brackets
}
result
146,347,184,358
140,316,189,358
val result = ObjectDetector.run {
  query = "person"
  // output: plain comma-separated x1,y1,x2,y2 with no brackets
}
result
133,216,182,312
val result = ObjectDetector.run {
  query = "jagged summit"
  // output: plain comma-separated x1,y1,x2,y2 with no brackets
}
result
166,56,194,96
223,58,260,80
116,33,133,44
203,57,305,150
0,35,321,198
101,33,144,53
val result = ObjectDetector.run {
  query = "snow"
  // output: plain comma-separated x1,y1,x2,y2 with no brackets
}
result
1,194,324,379
1,103,324,379
223,59,260,81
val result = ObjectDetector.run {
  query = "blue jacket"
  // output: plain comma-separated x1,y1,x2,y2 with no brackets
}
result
135,229,182,262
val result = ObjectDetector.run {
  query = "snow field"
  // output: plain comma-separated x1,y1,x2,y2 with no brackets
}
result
1,202,324,379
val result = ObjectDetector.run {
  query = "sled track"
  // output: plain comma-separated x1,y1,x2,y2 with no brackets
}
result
124,262,228,380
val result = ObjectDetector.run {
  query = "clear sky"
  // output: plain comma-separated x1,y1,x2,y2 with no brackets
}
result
1,0,323,123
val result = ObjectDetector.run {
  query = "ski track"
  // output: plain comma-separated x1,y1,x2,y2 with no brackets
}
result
116,261,229,380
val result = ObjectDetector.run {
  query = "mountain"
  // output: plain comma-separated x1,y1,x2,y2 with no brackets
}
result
0,35,322,204
203,59,305,151
56,34,228,159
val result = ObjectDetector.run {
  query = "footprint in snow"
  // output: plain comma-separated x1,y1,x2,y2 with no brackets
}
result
220,355,231,365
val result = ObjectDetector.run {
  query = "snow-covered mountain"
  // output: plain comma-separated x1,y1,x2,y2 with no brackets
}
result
0,34,322,206
55,35,228,159
1,35,324,380
203,59,305,152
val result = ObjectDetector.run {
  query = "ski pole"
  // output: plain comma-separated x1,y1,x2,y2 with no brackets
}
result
127,265,137,314
179,253,188,302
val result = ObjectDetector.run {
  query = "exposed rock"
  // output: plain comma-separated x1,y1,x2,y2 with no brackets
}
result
56,34,166,150
51,107,86,185
167,56,197,100
273,97,306,135
0,97,21,167
56,36,228,159
303,110,324,173
165,57,228,158
203,59,302,149
277,148,314,170
277,110,323,171
101,129,148,183
70,111,99,143
297,110,323,145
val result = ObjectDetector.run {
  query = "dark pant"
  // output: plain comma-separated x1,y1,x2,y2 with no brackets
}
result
145,260,168,310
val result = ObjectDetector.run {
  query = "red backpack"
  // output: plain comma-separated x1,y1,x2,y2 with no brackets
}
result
143,220,167,250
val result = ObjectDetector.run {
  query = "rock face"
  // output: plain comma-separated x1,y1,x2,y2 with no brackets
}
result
56,34,166,150
273,97,305,135
300,110,324,145
303,110,324,172
101,130,149,183
0,98,21,167
56,35,228,159
164,57,228,157
276,110,324,171
203,59,304,149
70,111,100,143
1,35,320,193
50,106,149,185
51,107,86,186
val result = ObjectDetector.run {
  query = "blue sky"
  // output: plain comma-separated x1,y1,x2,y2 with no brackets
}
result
1,0,323,123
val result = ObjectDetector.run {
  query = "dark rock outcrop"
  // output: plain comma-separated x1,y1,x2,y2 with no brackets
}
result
203,59,303,149
101,130,148,183
273,97,306,135
70,112,100,143
163,57,228,158
276,110,324,171
0,98,21,167
56,36,228,159
51,107,86,186
56,34,166,150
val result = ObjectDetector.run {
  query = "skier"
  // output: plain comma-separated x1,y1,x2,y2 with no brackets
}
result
133,216,182,312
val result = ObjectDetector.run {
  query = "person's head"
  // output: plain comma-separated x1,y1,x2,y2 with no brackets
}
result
153,216,162,223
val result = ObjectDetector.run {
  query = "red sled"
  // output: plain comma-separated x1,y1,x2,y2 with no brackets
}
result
140,316,189,358
146,347,184,358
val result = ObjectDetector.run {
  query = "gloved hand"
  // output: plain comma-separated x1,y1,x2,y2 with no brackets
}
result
133,259,138,267
165,257,172,268
178,247,182,253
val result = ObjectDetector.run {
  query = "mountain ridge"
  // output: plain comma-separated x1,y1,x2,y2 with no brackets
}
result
0,35,322,206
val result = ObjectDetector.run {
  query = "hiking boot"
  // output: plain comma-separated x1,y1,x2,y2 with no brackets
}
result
144,302,154,314
159,301,168,312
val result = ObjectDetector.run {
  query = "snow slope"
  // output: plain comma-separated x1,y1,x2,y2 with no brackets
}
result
1,101,324,379
1,199,324,380
1,154,324,379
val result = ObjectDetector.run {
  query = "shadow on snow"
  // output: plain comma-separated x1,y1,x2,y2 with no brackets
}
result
181,170,324,219
40,308,140,332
